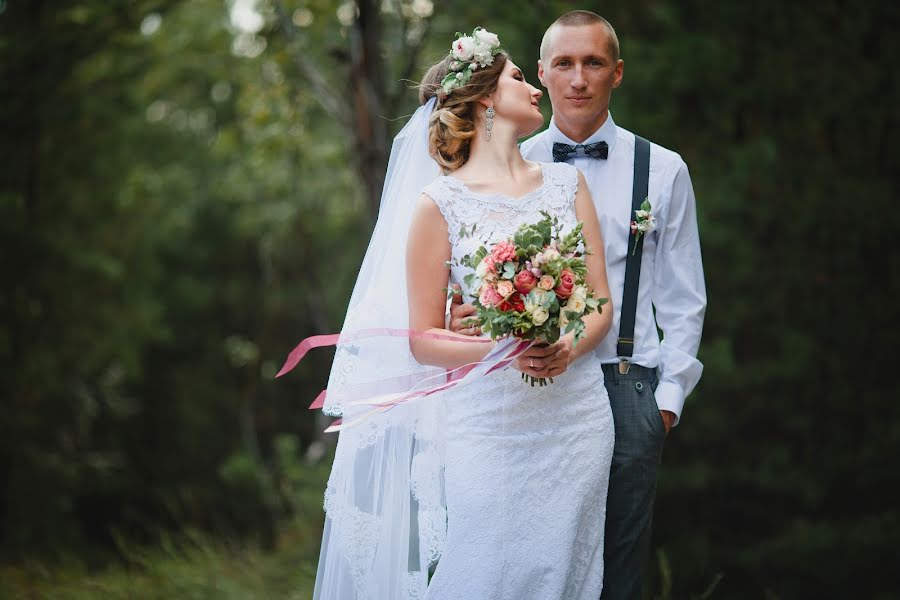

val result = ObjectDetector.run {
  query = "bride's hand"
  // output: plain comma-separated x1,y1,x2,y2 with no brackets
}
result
514,336,574,379
449,284,482,336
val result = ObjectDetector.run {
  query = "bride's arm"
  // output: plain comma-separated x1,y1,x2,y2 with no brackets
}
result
406,193,496,369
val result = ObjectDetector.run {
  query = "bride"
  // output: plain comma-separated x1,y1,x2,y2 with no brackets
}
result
310,28,615,600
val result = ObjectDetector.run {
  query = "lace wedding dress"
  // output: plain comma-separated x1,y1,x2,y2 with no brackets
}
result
419,161,615,599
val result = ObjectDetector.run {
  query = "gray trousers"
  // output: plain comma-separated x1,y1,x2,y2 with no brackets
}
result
599,363,666,600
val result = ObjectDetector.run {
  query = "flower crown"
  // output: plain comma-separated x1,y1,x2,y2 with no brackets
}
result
440,27,504,96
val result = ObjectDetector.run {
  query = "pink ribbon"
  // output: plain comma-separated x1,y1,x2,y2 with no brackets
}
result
276,328,491,378
277,328,531,433
324,338,531,432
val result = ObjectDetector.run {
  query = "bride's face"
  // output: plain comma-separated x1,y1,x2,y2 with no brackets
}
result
490,59,544,138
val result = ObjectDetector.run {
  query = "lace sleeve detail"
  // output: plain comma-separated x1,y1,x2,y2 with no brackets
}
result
546,162,579,202
421,177,468,248
538,162,579,223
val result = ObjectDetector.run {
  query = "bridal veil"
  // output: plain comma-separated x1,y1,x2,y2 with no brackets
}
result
312,98,446,599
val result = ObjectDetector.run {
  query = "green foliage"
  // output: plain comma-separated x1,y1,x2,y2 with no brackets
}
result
0,0,363,564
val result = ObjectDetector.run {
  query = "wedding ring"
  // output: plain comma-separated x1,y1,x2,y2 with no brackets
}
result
530,358,535,369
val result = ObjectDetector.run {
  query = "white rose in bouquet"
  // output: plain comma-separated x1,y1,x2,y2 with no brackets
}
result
531,306,549,326
567,285,588,314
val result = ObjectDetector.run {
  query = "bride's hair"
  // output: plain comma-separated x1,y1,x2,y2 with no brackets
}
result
419,52,508,171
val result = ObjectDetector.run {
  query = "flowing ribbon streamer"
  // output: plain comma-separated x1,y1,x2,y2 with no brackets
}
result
277,328,531,432
325,338,531,432
349,338,529,409
275,328,492,378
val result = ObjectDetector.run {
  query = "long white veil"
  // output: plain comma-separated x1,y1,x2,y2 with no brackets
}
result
312,98,447,599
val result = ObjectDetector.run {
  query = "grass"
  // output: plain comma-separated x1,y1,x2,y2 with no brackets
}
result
1,439,332,599
0,523,322,600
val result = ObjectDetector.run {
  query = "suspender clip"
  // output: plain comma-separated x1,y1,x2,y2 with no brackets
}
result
618,359,631,375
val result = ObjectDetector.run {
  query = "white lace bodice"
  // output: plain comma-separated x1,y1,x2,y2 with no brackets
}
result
422,162,580,302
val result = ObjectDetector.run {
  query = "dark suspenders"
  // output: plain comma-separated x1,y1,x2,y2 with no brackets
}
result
616,135,650,374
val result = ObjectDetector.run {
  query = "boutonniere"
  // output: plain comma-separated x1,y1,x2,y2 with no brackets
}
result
629,199,656,255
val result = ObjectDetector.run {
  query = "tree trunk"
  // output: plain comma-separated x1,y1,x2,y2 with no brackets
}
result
349,0,390,224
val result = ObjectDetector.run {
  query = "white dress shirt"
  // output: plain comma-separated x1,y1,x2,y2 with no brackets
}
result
521,113,706,425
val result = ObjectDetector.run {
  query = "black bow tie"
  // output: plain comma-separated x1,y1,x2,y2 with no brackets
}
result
552,141,609,162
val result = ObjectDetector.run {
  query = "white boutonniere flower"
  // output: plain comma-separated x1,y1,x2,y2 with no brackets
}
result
629,199,656,255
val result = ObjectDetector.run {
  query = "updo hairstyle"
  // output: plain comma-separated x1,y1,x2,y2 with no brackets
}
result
418,52,508,171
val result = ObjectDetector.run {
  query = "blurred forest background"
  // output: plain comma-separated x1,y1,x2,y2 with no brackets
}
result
1,0,898,598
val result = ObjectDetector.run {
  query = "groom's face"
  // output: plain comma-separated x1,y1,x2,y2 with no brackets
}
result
538,23,624,136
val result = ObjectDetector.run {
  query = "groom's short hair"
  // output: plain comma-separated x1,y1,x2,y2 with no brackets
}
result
540,10,620,62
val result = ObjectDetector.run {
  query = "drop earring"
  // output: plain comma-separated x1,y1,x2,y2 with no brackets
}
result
485,106,495,141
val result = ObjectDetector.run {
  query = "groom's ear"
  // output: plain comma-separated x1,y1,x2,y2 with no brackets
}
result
537,60,546,86
613,59,624,88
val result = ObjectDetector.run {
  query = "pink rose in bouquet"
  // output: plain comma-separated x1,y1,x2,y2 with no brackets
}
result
554,269,576,299
479,283,503,307
514,270,538,294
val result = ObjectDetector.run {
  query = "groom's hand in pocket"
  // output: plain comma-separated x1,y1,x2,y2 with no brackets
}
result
449,284,481,336
660,410,676,434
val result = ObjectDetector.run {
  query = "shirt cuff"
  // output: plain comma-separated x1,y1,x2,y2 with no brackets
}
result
654,380,686,427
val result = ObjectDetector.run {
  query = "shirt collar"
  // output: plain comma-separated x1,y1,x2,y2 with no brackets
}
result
547,111,618,155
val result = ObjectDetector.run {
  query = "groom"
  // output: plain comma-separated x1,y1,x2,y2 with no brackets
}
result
450,10,706,598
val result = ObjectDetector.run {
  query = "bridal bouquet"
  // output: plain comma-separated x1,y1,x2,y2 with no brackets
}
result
453,212,608,385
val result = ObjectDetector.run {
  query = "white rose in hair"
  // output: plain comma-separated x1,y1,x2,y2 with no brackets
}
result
451,36,476,61
474,28,500,48
473,44,495,67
